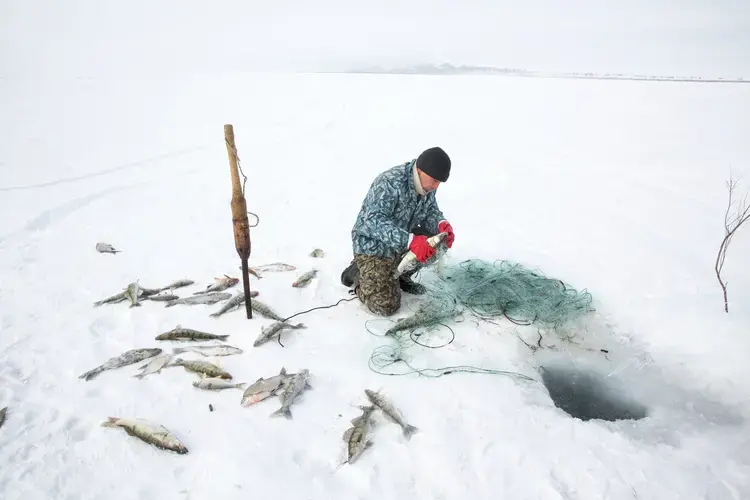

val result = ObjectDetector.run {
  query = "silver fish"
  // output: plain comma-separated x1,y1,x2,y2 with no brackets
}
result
292,269,318,288
169,358,233,379
253,321,306,347
101,417,188,454
79,348,162,381
96,242,121,254
133,354,173,379
250,298,285,321
155,325,229,342
0,407,6,430
364,389,418,439
193,275,239,295
384,304,452,337
124,282,142,308
164,292,232,307
393,231,448,278
271,369,312,419
240,367,290,406
309,248,325,258
208,291,259,318
159,279,195,290
192,377,247,391
144,293,180,302
93,291,127,306
249,262,297,274
172,344,243,357
342,405,376,464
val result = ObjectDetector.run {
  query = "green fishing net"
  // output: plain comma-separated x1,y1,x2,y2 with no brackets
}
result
367,257,594,379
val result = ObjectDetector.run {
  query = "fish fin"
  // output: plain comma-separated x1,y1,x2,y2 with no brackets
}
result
270,406,292,419
403,424,418,440
100,417,120,427
342,428,354,441
279,367,287,375
218,335,230,341
172,348,186,354
305,381,313,390
350,416,362,426
132,373,145,379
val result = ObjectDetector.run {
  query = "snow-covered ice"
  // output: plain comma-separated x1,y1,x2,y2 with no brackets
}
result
2,1,750,494
1,70,749,500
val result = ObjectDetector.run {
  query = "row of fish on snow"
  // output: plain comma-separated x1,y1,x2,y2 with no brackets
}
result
74,246,419,464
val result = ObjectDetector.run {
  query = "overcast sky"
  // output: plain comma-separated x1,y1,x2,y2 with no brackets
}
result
2,0,749,77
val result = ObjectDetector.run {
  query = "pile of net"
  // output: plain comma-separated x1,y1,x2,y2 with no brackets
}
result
367,258,594,377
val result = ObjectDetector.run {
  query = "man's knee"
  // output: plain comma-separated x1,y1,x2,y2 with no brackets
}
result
358,288,401,316
354,253,401,316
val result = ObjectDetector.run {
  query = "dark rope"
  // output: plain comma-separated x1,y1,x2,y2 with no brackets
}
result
275,296,358,346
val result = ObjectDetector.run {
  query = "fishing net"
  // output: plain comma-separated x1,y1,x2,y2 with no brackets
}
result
367,257,594,380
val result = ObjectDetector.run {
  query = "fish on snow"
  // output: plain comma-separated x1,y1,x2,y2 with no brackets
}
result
124,282,142,308
96,242,121,254
172,344,242,357
79,348,163,381
253,321,306,347
240,367,292,407
342,405,377,464
169,358,233,380
164,292,232,308
101,417,188,454
193,377,247,391
270,369,312,419
208,291,259,318
292,269,318,288
155,325,229,342
133,354,173,379
193,275,239,295
364,389,418,439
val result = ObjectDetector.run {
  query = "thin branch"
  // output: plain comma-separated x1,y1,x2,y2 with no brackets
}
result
715,172,750,313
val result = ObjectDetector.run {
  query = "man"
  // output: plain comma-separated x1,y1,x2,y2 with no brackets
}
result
340,146,455,316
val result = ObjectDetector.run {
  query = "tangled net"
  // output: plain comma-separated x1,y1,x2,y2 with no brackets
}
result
367,258,594,380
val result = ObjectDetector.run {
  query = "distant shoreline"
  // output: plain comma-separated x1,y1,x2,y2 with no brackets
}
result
332,65,749,84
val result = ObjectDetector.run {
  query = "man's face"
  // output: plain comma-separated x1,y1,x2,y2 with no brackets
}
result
418,169,441,192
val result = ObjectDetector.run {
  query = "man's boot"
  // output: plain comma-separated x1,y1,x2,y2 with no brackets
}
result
399,271,426,295
340,258,359,288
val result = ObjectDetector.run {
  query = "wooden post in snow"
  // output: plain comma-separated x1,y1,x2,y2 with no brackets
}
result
224,124,253,319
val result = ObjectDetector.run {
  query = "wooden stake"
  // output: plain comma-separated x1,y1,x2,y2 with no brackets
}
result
224,124,253,318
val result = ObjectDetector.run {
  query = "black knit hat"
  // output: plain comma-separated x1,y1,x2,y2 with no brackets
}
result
416,147,451,182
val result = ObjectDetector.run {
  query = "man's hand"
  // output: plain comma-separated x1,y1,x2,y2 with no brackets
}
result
438,220,455,248
409,235,436,263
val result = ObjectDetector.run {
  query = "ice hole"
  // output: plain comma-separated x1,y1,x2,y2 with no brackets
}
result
540,364,647,422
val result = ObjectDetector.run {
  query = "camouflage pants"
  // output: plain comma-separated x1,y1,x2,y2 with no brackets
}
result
353,253,402,316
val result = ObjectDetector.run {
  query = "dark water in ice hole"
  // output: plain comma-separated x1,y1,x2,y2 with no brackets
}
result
540,365,648,422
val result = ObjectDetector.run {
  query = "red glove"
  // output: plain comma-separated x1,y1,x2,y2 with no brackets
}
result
409,235,435,263
438,220,455,248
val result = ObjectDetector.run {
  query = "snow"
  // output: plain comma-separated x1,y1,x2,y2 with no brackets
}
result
2,7,750,496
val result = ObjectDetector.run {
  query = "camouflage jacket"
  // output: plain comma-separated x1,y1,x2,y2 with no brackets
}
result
351,160,446,258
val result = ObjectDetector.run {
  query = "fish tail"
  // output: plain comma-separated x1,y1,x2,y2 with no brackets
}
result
270,406,292,419
100,417,120,427
164,301,176,308
217,335,230,341
79,367,102,381
235,383,247,389
403,424,418,440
